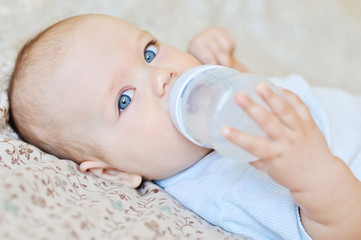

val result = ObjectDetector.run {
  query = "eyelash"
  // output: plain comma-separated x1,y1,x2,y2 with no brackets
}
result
117,88,135,114
144,39,158,63
145,39,158,50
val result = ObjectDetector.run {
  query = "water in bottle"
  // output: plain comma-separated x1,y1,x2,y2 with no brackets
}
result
169,65,278,162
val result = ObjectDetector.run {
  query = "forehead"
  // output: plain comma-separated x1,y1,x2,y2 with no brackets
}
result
74,15,141,44
46,16,143,122
65,15,146,75
65,15,144,88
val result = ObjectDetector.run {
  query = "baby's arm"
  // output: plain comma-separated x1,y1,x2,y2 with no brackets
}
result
188,27,248,72
222,85,361,240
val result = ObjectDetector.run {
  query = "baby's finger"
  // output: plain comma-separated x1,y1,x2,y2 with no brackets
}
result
204,40,232,67
214,28,235,54
222,126,277,159
256,83,300,130
234,92,285,140
190,45,218,65
281,89,312,120
250,159,268,172
199,50,218,65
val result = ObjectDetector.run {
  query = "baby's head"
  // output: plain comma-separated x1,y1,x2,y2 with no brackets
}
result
9,14,210,187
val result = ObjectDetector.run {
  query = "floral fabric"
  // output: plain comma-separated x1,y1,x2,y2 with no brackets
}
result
0,138,246,239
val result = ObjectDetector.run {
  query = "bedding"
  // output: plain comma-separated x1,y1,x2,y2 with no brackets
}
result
1,0,360,239
0,138,243,239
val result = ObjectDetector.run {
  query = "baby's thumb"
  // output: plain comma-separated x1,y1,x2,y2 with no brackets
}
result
250,159,267,171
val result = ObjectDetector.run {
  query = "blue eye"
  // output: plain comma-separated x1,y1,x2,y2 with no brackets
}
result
118,89,134,112
144,45,158,63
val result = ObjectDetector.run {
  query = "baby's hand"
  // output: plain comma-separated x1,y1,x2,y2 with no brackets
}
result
223,84,361,240
188,27,235,67
222,84,338,193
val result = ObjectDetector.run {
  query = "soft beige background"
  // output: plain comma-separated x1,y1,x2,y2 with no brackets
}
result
1,0,361,94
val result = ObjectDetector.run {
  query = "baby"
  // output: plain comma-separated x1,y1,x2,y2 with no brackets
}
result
8,14,361,240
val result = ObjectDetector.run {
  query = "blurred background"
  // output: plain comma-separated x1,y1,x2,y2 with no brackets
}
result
1,0,361,93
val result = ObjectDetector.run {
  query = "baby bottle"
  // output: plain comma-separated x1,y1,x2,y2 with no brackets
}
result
169,65,278,162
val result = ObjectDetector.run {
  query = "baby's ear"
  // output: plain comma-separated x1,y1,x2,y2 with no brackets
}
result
79,160,142,188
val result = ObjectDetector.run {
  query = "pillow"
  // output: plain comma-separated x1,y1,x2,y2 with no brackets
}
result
0,138,246,239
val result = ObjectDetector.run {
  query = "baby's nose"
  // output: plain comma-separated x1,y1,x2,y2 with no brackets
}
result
152,68,176,97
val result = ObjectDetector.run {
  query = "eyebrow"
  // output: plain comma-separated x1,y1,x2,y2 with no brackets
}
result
137,30,152,42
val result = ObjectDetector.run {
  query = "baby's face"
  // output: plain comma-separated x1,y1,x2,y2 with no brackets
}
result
52,15,210,180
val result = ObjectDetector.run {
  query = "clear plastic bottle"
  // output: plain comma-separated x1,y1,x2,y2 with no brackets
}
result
169,65,278,162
